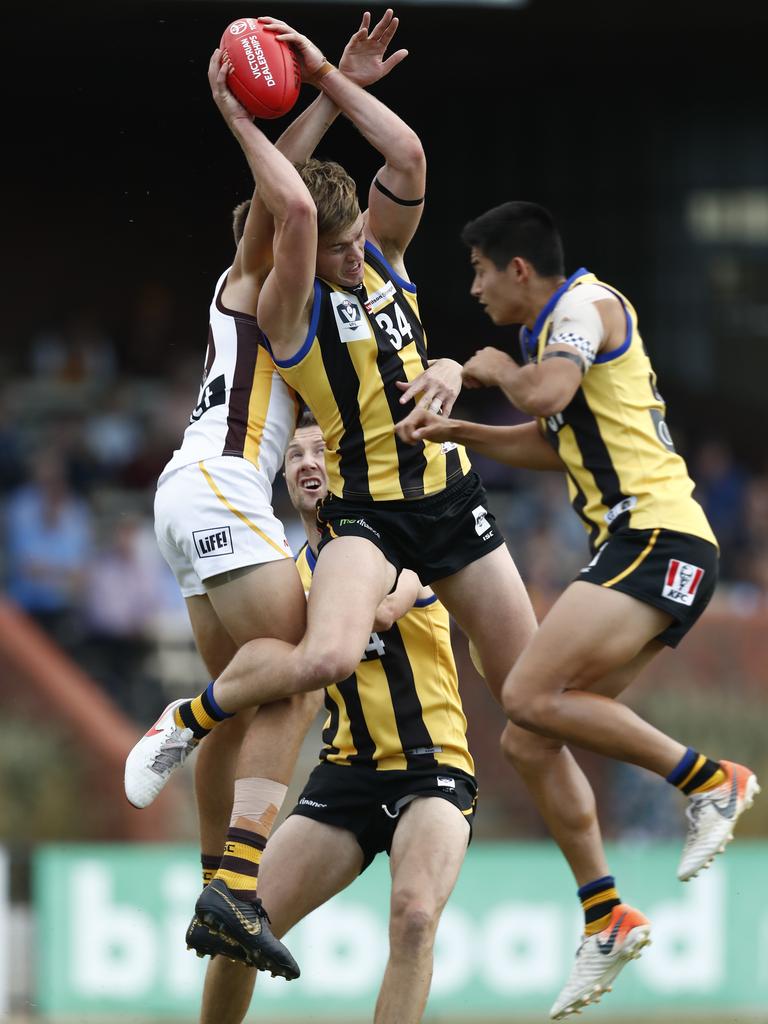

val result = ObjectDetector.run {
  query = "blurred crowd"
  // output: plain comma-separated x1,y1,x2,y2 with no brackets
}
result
1,308,767,842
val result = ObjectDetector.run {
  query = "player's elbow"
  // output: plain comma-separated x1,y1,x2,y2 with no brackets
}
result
392,131,425,174
283,195,317,228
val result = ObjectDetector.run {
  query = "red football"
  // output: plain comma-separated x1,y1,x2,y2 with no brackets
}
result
220,18,300,119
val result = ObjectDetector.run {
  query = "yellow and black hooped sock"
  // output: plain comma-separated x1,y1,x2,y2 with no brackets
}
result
214,824,267,901
201,854,222,889
666,747,726,795
174,682,234,740
579,875,621,936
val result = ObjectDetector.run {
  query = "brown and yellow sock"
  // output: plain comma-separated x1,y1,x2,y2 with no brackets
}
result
579,875,621,936
215,824,267,900
667,747,726,795
212,778,287,900
201,853,221,889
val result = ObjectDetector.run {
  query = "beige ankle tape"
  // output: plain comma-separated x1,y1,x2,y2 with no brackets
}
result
230,777,288,831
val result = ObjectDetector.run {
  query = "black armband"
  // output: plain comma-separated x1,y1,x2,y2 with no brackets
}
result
541,349,586,375
374,177,425,207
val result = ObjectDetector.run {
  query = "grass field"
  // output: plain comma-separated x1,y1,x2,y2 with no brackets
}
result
8,1016,768,1024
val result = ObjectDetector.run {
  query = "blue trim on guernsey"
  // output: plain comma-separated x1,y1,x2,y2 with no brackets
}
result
364,240,417,293
303,543,318,574
414,594,438,607
205,680,234,720
262,280,323,368
520,267,590,357
593,289,632,363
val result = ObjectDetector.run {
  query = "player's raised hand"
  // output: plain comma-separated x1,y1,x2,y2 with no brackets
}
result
339,9,409,87
208,49,252,126
395,407,452,445
258,17,327,82
396,358,463,417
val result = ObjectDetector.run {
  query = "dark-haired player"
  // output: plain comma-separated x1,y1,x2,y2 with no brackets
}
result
192,409,477,1024
396,199,760,1019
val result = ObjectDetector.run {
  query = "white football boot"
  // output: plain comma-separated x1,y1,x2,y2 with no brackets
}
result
124,698,198,808
550,903,651,1020
678,760,760,881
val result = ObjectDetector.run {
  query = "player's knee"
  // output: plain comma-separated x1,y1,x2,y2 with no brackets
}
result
501,683,554,734
301,645,360,689
389,892,438,954
500,721,561,767
295,688,325,721
274,690,324,725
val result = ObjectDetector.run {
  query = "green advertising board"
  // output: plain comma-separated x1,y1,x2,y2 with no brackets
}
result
34,842,768,1018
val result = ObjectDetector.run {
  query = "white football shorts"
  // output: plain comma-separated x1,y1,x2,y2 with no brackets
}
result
154,456,292,597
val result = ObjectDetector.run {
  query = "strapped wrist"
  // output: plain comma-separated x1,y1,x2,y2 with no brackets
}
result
311,61,337,86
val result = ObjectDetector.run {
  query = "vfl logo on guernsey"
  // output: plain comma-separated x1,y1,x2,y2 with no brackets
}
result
194,526,234,558
331,292,372,343
190,373,226,422
662,559,704,606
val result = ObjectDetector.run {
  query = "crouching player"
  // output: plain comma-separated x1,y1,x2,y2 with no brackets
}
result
189,411,477,1024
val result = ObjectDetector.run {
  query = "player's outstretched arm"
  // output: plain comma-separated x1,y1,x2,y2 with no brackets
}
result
208,50,317,333
275,8,409,163
229,11,408,308
261,14,424,261
463,346,582,418
395,413,565,471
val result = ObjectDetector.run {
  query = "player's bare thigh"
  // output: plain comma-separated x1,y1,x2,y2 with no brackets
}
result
503,581,673,707
257,815,365,938
298,536,397,680
204,557,307,647
185,593,239,677
388,797,470,916
430,543,538,701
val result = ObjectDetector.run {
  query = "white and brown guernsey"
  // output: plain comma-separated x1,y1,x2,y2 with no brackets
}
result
161,268,300,486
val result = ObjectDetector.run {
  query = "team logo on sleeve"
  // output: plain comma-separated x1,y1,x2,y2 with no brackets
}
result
331,292,372,343
662,560,704,606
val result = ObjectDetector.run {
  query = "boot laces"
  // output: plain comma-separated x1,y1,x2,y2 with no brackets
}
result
150,729,195,775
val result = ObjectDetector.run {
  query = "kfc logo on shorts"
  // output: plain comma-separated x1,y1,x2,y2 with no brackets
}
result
193,526,234,558
662,559,704,606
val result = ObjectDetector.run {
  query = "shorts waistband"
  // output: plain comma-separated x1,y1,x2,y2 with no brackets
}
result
327,470,474,513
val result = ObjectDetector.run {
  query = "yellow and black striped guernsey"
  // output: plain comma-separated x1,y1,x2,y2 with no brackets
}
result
266,242,472,501
296,542,474,775
521,268,717,552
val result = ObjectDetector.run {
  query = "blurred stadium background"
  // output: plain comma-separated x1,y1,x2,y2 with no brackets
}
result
2,0,768,1020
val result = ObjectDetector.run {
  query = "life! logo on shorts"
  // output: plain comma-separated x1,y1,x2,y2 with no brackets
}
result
193,525,234,558
662,559,704,606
